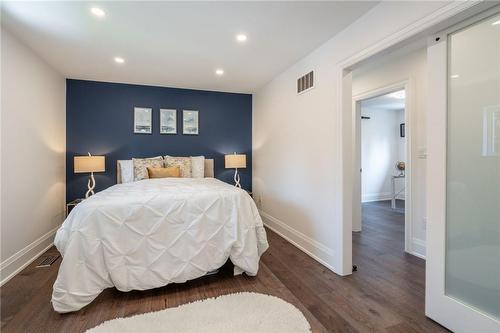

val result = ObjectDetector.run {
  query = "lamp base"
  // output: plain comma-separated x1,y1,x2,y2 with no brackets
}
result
233,168,241,188
85,172,96,198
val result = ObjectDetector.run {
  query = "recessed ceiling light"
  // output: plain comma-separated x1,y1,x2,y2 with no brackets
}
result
215,69,224,75
450,74,460,79
236,34,247,42
114,57,125,64
90,7,105,18
492,20,500,26
388,90,405,99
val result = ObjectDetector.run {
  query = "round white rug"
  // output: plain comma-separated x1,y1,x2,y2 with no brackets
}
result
86,292,311,333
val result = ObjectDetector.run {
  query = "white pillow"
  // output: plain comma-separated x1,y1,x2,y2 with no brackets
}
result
119,160,134,183
191,156,205,178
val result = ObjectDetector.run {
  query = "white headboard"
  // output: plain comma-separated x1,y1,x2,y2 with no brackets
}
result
116,158,214,184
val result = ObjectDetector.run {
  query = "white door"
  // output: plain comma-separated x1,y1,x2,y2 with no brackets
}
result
426,9,500,332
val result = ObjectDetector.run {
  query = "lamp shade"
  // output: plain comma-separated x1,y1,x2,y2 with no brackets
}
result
74,156,105,173
225,154,246,169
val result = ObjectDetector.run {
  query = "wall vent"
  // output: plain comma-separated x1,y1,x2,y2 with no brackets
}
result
36,254,60,267
297,71,314,94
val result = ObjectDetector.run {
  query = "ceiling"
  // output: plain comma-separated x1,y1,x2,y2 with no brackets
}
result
0,1,378,93
361,90,406,111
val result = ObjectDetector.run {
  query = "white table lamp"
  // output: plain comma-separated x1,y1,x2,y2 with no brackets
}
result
74,153,105,198
225,153,246,188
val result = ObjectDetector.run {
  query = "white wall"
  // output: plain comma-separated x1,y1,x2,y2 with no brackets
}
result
353,47,428,256
253,2,446,271
1,27,66,284
361,107,405,202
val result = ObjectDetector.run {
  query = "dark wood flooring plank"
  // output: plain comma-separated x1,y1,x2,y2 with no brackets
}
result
262,250,357,333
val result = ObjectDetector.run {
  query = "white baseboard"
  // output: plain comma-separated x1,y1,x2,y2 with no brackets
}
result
0,226,58,286
411,238,426,259
362,192,392,202
259,210,336,273
362,192,406,203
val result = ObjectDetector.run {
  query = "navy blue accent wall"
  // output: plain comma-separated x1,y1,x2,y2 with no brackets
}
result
66,79,252,201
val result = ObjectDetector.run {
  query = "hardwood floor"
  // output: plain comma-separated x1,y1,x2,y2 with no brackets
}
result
1,200,448,332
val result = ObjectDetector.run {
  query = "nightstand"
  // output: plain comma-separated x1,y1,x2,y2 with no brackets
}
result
66,199,84,217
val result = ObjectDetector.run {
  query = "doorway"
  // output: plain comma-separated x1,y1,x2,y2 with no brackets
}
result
360,90,406,207
351,86,410,271
352,81,412,255
360,88,407,227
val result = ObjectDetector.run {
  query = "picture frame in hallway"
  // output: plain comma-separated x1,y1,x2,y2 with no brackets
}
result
134,107,152,134
183,110,199,135
400,123,405,138
160,109,177,134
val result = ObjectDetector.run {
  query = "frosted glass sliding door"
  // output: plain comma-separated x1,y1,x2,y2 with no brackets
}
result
445,13,500,320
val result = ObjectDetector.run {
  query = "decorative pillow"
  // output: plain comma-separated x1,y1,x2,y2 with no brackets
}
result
147,166,180,178
191,156,205,178
132,157,164,181
164,156,192,178
119,160,134,183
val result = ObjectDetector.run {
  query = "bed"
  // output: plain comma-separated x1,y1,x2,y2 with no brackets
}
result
51,158,268,313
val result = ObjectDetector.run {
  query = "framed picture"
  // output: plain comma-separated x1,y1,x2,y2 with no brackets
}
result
400,123,405,138
183,110,199,135
160,109,177,134
134,107,152,134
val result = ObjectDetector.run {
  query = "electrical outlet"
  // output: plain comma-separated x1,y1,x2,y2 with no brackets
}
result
422,217,427,231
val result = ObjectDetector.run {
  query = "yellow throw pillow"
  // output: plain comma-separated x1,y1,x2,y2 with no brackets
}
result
147,166,181,179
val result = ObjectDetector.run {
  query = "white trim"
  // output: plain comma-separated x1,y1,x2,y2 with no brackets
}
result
335,68,354,275
411,238,426,259
259,210,336,272
362,192,394,203
0,226,58,286
335,0,482,276
352,81,409,102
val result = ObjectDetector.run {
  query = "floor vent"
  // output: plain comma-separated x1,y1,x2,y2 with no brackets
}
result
297,70,314,94
36,254,60,268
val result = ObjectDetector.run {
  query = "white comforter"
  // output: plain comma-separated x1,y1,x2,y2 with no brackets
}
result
52,178,268,313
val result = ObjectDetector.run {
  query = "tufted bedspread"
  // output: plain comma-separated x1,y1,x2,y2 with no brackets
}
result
52,178,268,313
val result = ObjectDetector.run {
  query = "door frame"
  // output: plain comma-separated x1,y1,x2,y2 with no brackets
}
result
352,81,414,255
425,7,500,332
